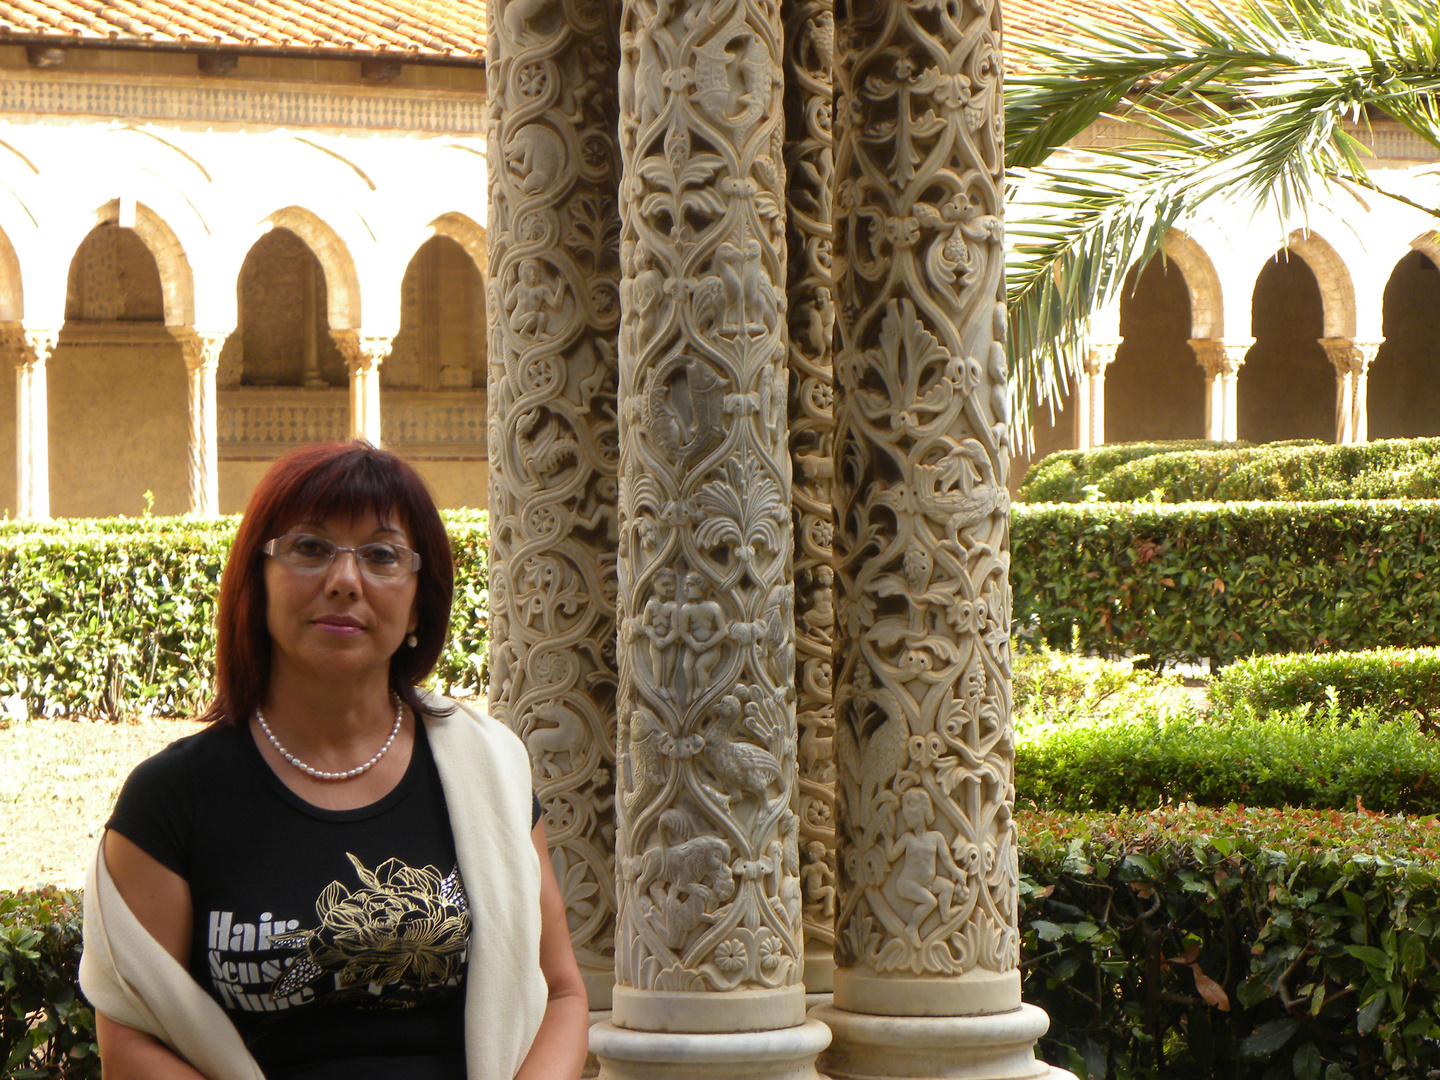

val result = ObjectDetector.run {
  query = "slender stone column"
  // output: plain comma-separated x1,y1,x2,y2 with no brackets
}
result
172,328,228,518
331,331,391,444
783,0,838,1001
8,327,57,521
1072,369,1092,450
589,0,828,1069
485,0,623,1017
1191,338,1248,442
1219,343,1246,443
1352,341,1380,445
1321,338,1380,445
1082,342,1118,448
817,0,1071,1073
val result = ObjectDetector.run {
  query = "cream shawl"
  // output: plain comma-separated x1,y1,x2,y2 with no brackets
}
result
79,695,548,1080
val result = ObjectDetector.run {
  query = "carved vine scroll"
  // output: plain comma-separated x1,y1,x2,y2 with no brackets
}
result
486,0,623,1004
614,0,802,1024
782,0,837,987
831,0,1017,998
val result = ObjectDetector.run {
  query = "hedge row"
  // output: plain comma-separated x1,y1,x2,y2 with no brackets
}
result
1016,707,1440,814
1024,806,1440,1079
10,808,1440,1079
1210,648,1440,728
0,512,490,720
1011,501,1440,667
1019,438,1440,504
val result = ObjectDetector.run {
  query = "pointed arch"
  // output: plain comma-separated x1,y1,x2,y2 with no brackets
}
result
1162,230,1224,340
264,207,362,331
425,212,488,279
94,198,194,327
0,223,24,324
1285,229,1357,339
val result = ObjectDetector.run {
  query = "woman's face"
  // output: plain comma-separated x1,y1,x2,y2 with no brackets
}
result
263,509,420,690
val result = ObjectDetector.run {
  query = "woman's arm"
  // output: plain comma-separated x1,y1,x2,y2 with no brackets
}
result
96,830,211,1080
514,821,591,1080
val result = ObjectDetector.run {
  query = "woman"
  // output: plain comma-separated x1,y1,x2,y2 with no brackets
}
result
79,442,589,1080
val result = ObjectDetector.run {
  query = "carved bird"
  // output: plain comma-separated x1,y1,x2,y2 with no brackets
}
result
701,696,783,808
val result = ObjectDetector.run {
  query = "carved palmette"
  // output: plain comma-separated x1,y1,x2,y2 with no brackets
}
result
486,0,622,994
830,0,1017,977
614,0,801,994
782,0,838,961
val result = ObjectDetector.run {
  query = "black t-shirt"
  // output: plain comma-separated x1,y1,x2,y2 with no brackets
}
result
107,717,541,1080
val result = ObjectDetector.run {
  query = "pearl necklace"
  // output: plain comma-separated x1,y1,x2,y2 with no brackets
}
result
255,696,403,781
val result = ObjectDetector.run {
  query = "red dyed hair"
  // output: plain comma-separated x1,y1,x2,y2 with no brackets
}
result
201,441,455,726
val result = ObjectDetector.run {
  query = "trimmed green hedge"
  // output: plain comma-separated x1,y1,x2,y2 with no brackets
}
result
1011,501,1440,667
1210,648,1440,728
1017,707,1440,813
1019,438,1440,504
1024,806,1440,1079
1,890,94,1079
0,512,491,720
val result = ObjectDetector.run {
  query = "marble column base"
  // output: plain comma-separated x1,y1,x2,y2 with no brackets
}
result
812,1003,1077,1080
584,1010,613,1079
591,1018,832,1080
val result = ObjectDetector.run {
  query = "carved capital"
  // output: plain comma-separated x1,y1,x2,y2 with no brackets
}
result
171,328,231,374
2,327,59,370
1190,338,1248,378
330,330,393,373
1083,340,1119,377
1320,336,1361,376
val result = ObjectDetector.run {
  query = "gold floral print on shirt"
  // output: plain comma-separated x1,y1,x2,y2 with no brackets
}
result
270,854,469,1002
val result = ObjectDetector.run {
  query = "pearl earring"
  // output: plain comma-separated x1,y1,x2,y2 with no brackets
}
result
406,633,418,648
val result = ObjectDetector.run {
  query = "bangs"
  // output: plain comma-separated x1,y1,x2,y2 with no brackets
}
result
271,446,414,533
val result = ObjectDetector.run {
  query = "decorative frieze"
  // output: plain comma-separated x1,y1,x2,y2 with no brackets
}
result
216,388,486,455
0,73,486,133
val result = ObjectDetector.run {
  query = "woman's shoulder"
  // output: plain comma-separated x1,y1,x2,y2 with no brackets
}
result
115,722,245,801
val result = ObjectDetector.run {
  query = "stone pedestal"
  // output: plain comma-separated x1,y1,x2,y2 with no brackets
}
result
593,1018,831,1080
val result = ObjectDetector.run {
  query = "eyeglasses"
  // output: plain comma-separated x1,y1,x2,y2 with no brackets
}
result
262,534,422,582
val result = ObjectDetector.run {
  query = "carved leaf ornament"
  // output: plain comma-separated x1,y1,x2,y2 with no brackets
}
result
831,0,1017,980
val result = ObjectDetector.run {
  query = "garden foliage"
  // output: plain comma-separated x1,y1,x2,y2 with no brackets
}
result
1023,807,1440,1079
1209,649,1440,732
1011,501,1440,668
1019,439,1440,505
1,890,93,1079
0,512,490,720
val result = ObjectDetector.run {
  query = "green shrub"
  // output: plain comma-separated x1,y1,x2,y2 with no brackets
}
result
1210,648,1440,730
1017,705,1440,813
0,889,95,1079
1011,500,1440,667
1022,806,1440,1079
1018,441,1244,503
1013,645,1183,732
0,513,491,720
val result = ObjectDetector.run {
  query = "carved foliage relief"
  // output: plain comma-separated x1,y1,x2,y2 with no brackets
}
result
487,0,623,988
782,0,837,956
615,0,801,995
831,0,1016,978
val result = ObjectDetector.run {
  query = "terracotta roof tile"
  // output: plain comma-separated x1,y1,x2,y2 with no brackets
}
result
0,0,486,58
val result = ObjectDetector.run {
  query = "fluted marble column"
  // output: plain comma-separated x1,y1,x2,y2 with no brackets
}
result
588,0,829,1071
485,0,623,1017
331,331,391,445
8,327,56,521
172,328,228,518
817,0,1071,1074
783,0,838,1001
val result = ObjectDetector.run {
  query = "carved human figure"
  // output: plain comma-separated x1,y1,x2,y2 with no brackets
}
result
640,568,681,697
887,789,968,949
678,572,727,696
801,839,835,917
509,259,566,339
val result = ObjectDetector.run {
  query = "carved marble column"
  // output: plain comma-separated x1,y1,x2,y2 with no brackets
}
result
172,329,228,518
816,0,1072,1074
783,0,838,1001
1081,341,1117,448
331,331,391,444
1321,337,1380,445
1191,338,1248,443
588,0,829,1071
8,327,56,521
485,0,622,1019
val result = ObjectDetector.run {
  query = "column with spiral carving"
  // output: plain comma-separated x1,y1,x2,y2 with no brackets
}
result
782,0,838,1001
172,328,229,518
8,327,56,521
816,0,1072,1075
588,0,829,1071
331,331,392,445
485,0,623,1019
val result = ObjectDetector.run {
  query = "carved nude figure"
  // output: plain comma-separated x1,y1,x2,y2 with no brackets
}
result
887,789,968,948
640,568,680,697
509,259,565,339
678,572,727,696
801,839,836,917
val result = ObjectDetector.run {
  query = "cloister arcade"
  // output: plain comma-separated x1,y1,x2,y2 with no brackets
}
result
1034,172,1440,464
0,81,492,521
